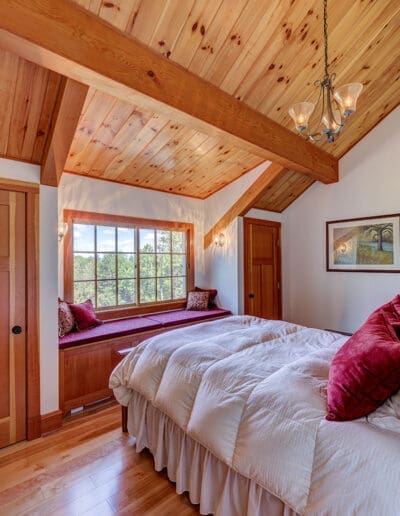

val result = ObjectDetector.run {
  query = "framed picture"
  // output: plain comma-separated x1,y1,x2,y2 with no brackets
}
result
326,213,400,272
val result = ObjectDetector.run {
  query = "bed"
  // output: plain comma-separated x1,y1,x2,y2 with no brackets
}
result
110,315,400,516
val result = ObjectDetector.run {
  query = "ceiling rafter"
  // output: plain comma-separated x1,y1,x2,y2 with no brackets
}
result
204,162,286,249
41,77,89,186
0,0,338,185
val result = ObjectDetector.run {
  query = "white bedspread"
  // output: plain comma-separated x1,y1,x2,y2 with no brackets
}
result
110,316,400,515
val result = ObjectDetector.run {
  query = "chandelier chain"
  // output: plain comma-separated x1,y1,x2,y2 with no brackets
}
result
323,0,329,79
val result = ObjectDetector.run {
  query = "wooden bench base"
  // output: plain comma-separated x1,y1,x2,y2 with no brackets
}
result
60,315,229,416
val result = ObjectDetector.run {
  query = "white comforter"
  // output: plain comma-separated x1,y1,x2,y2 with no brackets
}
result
110,316,400,516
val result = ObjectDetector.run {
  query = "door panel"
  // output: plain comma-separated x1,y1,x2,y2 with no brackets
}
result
244,218,281,319
0,189,26,447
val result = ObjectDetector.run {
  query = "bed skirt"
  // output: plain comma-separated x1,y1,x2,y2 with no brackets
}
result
127,391,299,516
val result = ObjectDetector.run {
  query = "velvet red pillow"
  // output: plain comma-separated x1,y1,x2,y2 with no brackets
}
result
327,298,400,421
69,299,102,331
194,286,218,308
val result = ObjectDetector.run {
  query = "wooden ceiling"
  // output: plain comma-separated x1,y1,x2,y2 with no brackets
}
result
72,0,400,159
0,0,398,208
0,49,62,164
64,87,263,198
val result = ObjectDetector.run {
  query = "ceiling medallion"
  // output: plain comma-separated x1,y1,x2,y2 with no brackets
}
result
289,0,363,144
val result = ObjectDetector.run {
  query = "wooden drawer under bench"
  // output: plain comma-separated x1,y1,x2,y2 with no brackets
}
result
59,310,230,416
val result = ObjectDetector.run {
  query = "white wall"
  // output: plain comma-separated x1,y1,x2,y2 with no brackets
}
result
283,106,400,332
203,161,285,313
59,173,207,293
0,159,58,415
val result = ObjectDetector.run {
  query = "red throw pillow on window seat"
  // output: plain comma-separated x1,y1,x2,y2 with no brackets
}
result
194,286,218,308
326,296,400,421
69,299,103,331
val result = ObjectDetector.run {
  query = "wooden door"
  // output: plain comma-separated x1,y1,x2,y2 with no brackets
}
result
244,218,281,319
0,189,26,447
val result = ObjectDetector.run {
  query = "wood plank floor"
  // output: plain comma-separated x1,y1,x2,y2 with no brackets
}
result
0,405,198,515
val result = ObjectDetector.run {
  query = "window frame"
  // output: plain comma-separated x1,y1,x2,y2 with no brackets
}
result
63,209,194,320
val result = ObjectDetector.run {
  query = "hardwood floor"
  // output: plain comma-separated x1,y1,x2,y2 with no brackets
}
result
0,404,198,515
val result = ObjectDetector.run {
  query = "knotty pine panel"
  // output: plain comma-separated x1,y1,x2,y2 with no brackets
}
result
71,0,400,159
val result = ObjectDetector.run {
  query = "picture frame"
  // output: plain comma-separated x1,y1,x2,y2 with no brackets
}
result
326,213,400,272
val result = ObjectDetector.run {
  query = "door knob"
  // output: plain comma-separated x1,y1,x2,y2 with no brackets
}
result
249,293,255,298
12,325,23,335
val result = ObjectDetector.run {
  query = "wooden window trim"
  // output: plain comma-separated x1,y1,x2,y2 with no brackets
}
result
63,210,194,319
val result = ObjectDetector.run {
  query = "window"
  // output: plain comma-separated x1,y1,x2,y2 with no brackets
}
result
64,210,193,316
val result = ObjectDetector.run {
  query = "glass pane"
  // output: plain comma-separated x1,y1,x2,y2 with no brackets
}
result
97,226,116,252
140,278,156,303
97,253,116,279
97,280,116,307
73,281,95,304
156,254,171,277
172,277,186,299
157,277,172,301
73,253,95,280
118,254,135,278
156,230,171,253
73,224,94,252
118,227,135,252
139,229,155,252
140,253,155,277
118,279,136,305
172,231,186,253
172,254,186,276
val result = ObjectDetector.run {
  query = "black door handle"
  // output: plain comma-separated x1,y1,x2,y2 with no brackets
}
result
12,325,23,335
249,293,255,298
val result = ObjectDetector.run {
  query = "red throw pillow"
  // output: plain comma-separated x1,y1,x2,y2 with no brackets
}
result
327,298,400,421
194,286,218,308
69,299,102,331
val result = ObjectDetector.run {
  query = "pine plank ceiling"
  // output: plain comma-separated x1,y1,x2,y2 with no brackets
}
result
0,0,399,208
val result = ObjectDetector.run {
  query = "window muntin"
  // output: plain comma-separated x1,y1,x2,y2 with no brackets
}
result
72,221,188,309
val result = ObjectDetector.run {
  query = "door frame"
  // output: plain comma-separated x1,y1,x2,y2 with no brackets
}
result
243,217,282,319
0,179,41,440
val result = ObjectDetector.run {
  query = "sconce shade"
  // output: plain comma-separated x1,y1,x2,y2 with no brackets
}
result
58,222,68,240
333,83,363,116
288,102,315,131
214,233,225,247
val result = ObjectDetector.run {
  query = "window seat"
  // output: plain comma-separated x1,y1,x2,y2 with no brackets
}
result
59,308,231,349
59,308,231,415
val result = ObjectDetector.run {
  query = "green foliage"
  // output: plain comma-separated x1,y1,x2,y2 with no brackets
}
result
73,228,187,308
357,245,393,265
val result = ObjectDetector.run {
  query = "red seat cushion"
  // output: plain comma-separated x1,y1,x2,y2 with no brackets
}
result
327,296,400,421
145,308,231,327
59,317,162,348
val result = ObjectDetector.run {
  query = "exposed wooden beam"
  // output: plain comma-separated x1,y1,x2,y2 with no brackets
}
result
0,0,338,184
204,163,286,249
41,77,88,186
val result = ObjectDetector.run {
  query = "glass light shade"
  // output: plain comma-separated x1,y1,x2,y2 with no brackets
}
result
288,102,315,131
322,109,342,133
333,83,363,116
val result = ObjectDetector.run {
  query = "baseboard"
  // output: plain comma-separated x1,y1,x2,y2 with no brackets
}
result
41,409,63,434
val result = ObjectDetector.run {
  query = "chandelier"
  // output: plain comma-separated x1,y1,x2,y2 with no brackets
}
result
288,0,363,144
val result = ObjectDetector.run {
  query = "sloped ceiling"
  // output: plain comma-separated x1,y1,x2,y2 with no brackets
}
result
0,0,399,207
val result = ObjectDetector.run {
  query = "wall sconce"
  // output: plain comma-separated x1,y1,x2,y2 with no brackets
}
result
214,233,225,247
58,222,68,241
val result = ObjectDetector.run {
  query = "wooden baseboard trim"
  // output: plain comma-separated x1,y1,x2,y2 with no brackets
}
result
41,410,63,434
27,415,41,441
